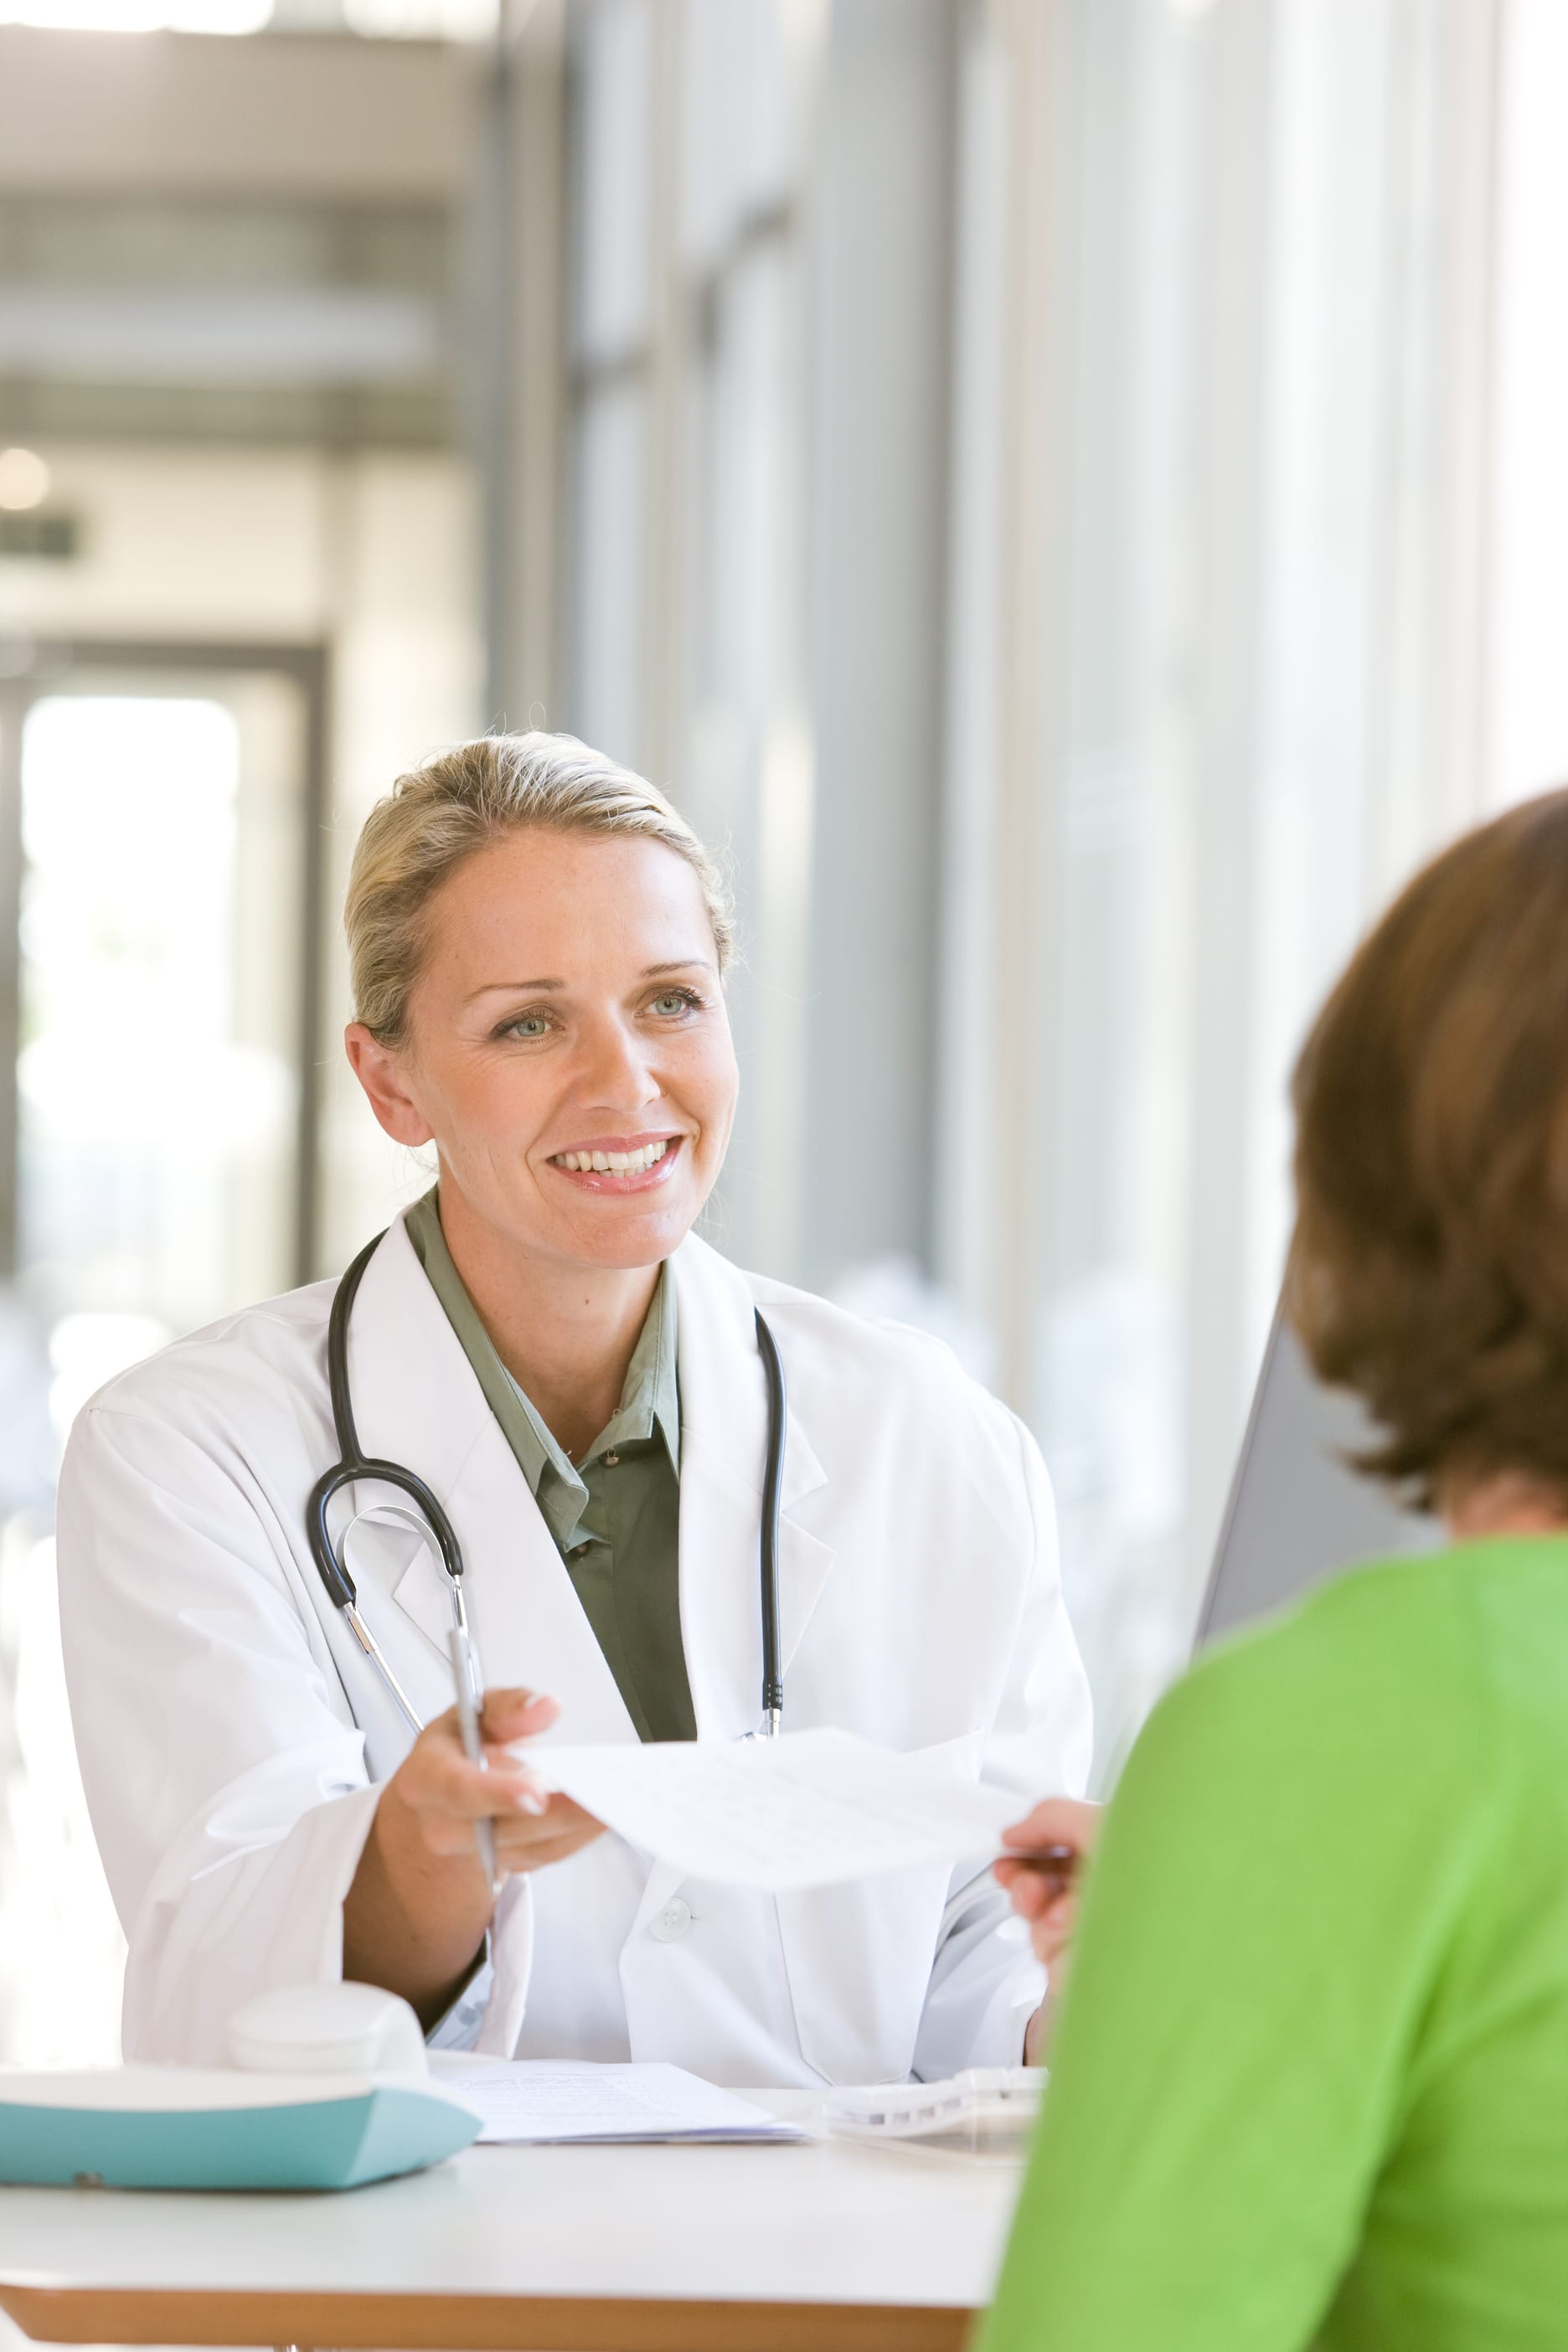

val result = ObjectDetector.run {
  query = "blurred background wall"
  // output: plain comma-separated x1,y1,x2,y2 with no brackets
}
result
0,0,1564,2061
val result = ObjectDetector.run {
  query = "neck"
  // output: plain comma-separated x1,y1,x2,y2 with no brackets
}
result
435,1179,660,1461
1442,1467,1568,1544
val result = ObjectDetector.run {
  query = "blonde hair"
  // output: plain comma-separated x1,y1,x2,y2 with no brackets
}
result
345,730,735,1045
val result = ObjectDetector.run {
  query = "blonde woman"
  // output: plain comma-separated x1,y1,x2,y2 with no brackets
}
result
58,732,1090,2081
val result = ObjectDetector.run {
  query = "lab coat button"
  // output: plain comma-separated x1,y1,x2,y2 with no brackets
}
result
651,1897,692,1942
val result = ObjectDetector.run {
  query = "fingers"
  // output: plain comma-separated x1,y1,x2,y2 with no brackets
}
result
415,1787,601,1860
398,1702,559,1832
996,1798,1100,1953
995,1843,1079,1958
1006,1874,1078,1968
420,1689,565,1812
492,1809,604,1874
1000,1793,1103,1856
409,1721,541,1818
479,1686,560,1746
477,1688,562,1817
383,1690,608,1885
994,1803,1097,1973
999,1865,1075,1923
995,1846,1076,1892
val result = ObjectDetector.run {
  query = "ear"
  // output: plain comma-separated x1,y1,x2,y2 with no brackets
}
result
344,1024,435,1148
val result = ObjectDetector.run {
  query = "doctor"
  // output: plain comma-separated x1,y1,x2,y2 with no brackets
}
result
57,730,1091,2083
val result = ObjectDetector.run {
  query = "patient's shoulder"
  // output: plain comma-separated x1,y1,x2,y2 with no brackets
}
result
1196,1538,1568,1715
1145,1554,1463,1772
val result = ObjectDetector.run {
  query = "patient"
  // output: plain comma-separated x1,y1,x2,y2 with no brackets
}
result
983,790,1568,2350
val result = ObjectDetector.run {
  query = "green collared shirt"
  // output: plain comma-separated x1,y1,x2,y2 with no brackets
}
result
404,1189,696,1743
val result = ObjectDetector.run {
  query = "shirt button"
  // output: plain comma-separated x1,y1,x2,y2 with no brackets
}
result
650,1897,692,1943
602,1451,620,1467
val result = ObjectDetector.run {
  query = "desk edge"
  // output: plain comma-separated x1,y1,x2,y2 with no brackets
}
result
0,2282,979,2352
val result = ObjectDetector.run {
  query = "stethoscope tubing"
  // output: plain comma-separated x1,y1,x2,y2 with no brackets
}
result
307,1230,789,1739
752,1306,787,1737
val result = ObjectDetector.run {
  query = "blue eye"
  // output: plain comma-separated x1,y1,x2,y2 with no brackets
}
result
652,988,700,1017
503,1013,551,1039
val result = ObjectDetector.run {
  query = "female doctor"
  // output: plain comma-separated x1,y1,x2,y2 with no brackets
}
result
57,730,1091,2084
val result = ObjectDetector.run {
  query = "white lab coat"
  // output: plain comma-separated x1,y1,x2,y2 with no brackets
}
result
56,1218,1091,2082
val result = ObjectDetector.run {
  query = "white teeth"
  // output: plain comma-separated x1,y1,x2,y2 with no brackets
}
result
555,1139,674,1174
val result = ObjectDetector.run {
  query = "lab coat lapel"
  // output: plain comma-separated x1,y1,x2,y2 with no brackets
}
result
345,1216,637,1746
672,1236,835,1744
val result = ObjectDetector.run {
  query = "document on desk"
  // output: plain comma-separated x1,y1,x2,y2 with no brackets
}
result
428,2058,803,2145
518,1725,1021,1890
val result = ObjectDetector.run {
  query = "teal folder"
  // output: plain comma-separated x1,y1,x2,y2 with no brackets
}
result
0,2070,482,2190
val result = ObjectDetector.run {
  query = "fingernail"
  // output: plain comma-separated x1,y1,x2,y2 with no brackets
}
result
515,1786,548,1817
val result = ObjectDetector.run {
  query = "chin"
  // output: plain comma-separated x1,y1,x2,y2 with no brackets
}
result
561,1205,697,1270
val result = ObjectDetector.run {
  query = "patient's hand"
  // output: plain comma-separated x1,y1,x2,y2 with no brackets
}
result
996,1795,1104,2017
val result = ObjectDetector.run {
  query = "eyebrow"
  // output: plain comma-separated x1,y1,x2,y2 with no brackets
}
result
466,977,564,1000
465,958,716,1005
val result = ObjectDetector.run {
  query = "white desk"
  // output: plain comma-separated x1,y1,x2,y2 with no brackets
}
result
0,2094,1023,2352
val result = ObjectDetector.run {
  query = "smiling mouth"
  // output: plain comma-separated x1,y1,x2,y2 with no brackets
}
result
550,1138,673,1175
546,1136,683,1190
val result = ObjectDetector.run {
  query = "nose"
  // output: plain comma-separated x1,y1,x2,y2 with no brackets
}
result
575,1008,661,1112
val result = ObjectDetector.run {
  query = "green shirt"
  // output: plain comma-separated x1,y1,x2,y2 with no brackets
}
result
404,1189,696,1743
982,1538,1568,2352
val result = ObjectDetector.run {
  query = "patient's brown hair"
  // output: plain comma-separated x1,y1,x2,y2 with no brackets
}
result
1287,787,1568,1511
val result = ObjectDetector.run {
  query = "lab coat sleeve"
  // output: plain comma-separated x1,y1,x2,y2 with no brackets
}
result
910,1413,1093,2080
56,1401,384,2064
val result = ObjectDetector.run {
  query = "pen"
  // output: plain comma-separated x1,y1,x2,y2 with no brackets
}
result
1009,1842,1078,1890
448,1626,498,1887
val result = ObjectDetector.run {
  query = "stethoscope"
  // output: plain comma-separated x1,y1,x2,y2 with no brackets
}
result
306,1230,790,1742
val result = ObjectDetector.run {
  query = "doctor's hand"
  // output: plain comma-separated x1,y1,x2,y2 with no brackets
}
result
995,1796,1103,2063
343,1686,605,2031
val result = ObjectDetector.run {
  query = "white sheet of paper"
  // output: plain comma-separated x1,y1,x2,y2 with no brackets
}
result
518,1726,1022,1890
427,2058,802,2144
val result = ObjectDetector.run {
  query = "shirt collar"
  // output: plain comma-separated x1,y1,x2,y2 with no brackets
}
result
588,1259,681,1474
402,1187,680,1514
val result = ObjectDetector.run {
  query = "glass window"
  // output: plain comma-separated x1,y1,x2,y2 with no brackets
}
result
0,672,312,2063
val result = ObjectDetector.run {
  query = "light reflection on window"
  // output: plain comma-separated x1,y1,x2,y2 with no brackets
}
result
0,0,271,29
1,694,255,2064
18,695,248,1345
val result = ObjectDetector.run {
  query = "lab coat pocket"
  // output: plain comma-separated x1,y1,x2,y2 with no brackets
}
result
774,1726,988,2086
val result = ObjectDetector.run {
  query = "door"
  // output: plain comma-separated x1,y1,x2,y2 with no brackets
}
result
0,641,326,2063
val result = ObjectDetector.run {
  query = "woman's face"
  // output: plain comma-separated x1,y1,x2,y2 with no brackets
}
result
348,828,738,1274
